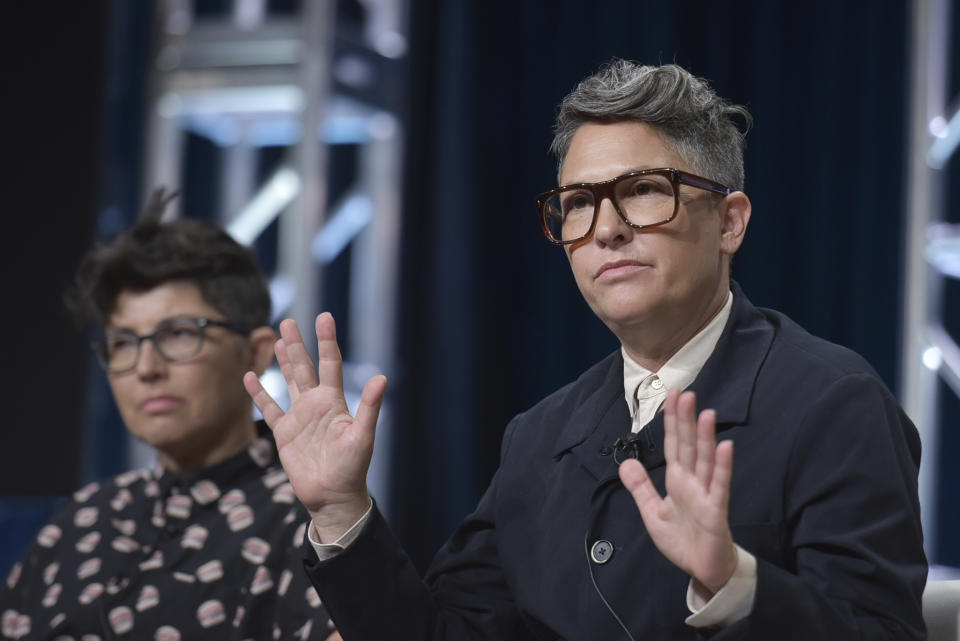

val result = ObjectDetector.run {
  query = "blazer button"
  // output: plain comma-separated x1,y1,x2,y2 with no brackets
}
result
590,539,614,564
599,446,612,456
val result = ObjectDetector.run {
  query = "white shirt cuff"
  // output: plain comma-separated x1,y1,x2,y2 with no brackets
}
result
685,544,757,628
308,501,374,562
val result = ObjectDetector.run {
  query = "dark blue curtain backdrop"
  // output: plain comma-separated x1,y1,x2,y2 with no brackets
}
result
390,0,960,571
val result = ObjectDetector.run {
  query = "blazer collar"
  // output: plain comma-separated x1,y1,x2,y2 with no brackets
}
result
549,281,775,477
688,281,774,429
550,351,625,460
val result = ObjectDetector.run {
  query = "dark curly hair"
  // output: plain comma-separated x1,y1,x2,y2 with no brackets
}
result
67,189,271,329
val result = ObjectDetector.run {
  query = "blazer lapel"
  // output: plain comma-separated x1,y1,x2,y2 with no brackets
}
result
550,352,630,482
687,281,775,431
548,282,775,483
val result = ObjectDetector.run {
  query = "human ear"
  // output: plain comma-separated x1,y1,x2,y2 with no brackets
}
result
719,191,752,256
246,326,278,376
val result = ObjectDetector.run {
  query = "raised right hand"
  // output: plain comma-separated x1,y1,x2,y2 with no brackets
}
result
243,312,386,540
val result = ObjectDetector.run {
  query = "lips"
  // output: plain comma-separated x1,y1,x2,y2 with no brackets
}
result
595,259,650,280
140,396,182,413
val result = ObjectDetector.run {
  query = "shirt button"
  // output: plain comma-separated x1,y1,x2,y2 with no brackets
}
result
590,539,614,564
651,377,664,390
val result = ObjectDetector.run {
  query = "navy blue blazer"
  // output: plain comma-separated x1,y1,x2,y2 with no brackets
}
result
305,285,927,640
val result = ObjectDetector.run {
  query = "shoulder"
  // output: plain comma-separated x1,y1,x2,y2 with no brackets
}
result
5,470,149,579
726,283,885,387
744,307,917,461
758,306,884,384
38,469,151,533
711,291,911,451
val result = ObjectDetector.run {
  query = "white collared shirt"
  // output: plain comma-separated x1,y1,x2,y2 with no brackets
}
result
622,290,733,432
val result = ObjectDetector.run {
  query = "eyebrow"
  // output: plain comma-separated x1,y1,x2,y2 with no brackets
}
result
104,315,199,333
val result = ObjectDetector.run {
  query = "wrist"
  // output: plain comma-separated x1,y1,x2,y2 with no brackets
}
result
697,544,739,595
309,493,372,543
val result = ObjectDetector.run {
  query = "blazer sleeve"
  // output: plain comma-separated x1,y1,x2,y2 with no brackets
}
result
709,372,927,641
302,420,528,641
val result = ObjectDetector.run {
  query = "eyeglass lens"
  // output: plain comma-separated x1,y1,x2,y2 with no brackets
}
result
102,319,206,371
542,172,677,243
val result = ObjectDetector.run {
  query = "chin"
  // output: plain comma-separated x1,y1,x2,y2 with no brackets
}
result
591,296,656,326
126,416,189,447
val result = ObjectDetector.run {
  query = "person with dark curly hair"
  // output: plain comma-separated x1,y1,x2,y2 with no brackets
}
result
1,191,341,641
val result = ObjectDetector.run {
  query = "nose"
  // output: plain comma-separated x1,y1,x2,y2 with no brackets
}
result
134,338,167,379
592,197,633,247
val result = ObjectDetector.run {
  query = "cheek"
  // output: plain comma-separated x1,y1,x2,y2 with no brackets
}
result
107,377,136,412
193,359,250,406
566,258,594,299
566,246,590,275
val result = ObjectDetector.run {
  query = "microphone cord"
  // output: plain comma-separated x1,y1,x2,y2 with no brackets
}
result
583,529,637,641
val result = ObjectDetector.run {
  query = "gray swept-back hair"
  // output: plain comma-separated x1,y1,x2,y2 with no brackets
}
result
551,60,752,191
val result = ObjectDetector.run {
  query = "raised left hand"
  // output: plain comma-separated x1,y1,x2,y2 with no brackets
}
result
618,389,737,595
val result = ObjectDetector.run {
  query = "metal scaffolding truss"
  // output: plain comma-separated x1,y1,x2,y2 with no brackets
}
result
133,0,408,515
901,0,957,559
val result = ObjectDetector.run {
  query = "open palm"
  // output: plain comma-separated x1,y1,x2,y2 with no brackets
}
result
618,389,737,594
243,313,385,535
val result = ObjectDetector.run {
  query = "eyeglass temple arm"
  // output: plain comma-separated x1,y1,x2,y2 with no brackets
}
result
677,172,732,195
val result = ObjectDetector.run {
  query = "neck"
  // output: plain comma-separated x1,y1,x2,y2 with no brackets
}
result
619,285,729,372
159,416,257,477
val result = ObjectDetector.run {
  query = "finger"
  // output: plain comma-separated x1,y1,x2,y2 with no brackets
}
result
710,440,734,510
619,459,663,519
662,388,680,464
279,318,319,393
243,371,286,428
274,338,300,403
695,408,717,487
315,313,346,392
675,391,698,472
354,374,388,446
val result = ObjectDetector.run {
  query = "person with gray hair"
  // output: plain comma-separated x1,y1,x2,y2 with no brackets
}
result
246,59,927,639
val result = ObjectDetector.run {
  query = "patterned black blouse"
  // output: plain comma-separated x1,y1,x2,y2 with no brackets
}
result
1,425,334,640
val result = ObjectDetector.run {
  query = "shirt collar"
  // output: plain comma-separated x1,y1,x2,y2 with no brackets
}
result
152,421,279,496
622,290,734,418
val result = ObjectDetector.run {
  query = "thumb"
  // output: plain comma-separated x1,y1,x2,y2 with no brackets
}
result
355,375,387,441
619,459,663,517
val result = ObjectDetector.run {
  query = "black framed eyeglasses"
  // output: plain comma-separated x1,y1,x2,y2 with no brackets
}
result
93,317,252,373
536,168,732,245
